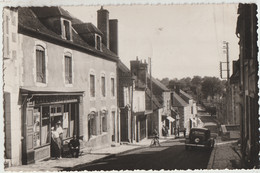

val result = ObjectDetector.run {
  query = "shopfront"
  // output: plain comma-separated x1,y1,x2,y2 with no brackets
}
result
21,89,83,164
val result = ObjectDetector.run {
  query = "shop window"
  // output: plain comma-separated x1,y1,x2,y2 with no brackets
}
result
36,45,46,83
65,54,72,84
111,78,115,97
101,76,106,97
33,106,50,148
90,74,95,97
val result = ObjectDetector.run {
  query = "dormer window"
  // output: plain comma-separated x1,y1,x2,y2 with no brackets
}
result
61,18,72,41
95,34,102,51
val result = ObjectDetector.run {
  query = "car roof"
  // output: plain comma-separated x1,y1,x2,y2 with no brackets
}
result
190,127,209,131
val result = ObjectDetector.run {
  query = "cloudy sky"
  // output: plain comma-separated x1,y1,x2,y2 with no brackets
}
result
63,4,239,80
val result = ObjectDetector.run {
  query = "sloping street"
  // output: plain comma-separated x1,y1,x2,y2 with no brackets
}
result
69,138,212,171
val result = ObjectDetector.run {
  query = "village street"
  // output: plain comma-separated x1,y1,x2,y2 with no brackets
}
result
71,138,212,171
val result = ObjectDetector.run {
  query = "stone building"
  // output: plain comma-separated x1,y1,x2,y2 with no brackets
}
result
3,6,120,166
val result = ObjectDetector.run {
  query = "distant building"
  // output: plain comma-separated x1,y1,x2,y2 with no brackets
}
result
147,77,173,137
171,89,197,134
3,7,120,166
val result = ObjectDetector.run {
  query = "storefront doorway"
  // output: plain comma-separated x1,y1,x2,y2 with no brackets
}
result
21,92,82,165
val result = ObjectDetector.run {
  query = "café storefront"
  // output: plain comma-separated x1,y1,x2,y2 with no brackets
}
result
20,88,84,164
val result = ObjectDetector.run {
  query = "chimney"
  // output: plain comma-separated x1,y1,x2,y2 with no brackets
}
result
97,6,109,48
109,19,118,55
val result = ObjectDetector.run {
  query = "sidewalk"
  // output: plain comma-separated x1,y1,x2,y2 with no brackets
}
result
5,136,174,172
207,140,242,169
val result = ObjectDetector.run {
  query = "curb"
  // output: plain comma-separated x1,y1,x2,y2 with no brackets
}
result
207,145,217,169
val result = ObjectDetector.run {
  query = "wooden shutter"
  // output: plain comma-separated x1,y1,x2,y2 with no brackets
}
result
26,108,34,151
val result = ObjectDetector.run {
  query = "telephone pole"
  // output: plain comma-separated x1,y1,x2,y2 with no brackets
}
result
220,41,230,79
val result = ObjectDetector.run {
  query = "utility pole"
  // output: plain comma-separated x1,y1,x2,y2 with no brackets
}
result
220,41,230,79
148,57,153,111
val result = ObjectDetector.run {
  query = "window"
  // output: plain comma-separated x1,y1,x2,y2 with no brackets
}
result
36,45,46,83
96,35,101,51
101,76,106,97
111,78,115,97
63,20,71,41
65,55,72,84
33,106,50,148
88,112,97,139
90,75,95,97
100,111,107,133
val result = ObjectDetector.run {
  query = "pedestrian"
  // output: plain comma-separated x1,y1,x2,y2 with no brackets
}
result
56,120,63,158
177,126,180,138
68,135,80,158
184,128,186,138
51,126,61,159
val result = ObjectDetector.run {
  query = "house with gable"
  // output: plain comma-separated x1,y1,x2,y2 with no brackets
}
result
3,6,120,166
147,77,173,137
171,88,198,134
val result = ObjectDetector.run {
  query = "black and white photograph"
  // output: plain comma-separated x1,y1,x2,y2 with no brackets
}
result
2,1,259,171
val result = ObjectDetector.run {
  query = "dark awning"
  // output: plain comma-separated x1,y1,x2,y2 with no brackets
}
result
20,86,84,96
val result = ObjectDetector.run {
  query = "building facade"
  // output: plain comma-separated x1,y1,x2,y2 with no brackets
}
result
3,7,120,166
235,3,259,168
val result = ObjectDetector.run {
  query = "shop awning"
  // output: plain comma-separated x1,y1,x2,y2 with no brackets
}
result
167,116,175,122
20,86,84,96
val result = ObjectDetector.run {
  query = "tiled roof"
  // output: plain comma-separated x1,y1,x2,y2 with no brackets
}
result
72,23,103,35
118,60,130,74
178,89,193,103
18,7,118,61
30,7,72,19
172,92,188,107
146,88,163,110
148,76,170,91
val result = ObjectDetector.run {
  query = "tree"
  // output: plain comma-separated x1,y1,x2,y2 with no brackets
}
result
201,77,224,99
160,77,170,87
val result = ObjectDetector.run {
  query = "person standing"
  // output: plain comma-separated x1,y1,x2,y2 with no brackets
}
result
56,121,63,158
51,126,61,159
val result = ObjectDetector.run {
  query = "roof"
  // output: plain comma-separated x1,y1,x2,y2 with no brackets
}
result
146,88,163,110
118,60,131,74
148,76,170,91
180,89,193,100
172,92,188,107
18,7,118,62
72,23,103,35
30,7,72,19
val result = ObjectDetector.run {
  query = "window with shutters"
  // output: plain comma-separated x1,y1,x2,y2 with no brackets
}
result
100,111,107,133
36,45,46,83
88,112,97,139
90,74,95,97
95,34,102,51
111,77,115,97
101,75,106,97
64,54,72,84
62,19,72,41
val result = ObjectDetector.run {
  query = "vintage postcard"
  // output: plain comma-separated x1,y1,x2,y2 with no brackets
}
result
1,1,259,172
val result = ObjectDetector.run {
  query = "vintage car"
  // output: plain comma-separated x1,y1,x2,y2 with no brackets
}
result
185,128,215,150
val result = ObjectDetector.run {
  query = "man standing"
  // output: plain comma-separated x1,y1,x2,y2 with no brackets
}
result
56,120,63,158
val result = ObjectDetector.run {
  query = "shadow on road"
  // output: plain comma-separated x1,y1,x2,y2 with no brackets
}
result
62,142,212,171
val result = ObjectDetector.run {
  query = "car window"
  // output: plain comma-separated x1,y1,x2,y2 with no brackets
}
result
191,130,206,135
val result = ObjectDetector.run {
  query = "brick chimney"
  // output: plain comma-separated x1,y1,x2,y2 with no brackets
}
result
97,6,109,48
109,19,118,55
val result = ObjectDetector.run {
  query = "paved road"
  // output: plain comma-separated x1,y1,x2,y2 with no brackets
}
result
69,138,212,171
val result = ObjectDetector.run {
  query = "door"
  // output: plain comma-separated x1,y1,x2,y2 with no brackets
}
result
112,111,116,142
22,107,35,164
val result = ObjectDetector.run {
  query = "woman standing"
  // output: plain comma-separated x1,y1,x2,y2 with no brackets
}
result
51,126,62,159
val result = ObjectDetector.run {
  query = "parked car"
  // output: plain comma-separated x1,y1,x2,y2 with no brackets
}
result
220,124,240,141
185,128,215,150
203,122,219,139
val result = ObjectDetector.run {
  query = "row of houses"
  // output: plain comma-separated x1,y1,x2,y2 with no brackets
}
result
228,4,258,168
3,6,197,167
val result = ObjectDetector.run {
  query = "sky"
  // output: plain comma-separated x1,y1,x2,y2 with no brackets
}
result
63,4,239,80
